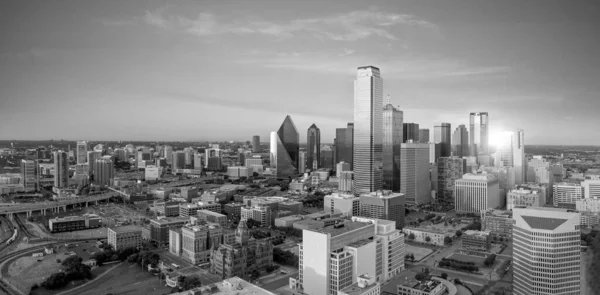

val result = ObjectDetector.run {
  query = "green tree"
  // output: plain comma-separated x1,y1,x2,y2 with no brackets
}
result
181,276,202,290
455,230,463,237
408,233,416,240
425,236,432,243
444,236,453,244
441,273,448,280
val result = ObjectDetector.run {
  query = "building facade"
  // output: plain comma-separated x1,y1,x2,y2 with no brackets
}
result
325,192,360,217
400,143,431,205
53,151,69,188
452,125,469,158
307,124,321,170
461,230,491,252
454,173,500,214
481,209,513,239
273,115,300,178
553,182,584,207
469,112,489,157
107,226,142,251
434,123,451,158
437,157,465,208
382,103,403,192
359,191,405,229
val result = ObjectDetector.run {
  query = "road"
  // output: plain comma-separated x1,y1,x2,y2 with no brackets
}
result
0,193,117,215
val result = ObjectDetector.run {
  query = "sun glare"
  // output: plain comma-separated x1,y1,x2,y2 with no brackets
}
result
489,131,513,148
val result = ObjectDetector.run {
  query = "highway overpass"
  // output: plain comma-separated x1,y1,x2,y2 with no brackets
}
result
0,192,119,219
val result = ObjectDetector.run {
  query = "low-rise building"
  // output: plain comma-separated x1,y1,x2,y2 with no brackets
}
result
150,217,188,247
293,219,325,230
325,192,360,217
274,215,303,227
278,200,303,214
396,277,447,295
402,227,453,246
461,230,491,252
241,206,272,227
181,224,223,264
481,209,513,239
197,210,228,227
224,202,244,219
107,226,142,251
154,201,180,217
506,187,544,210
49,214,102,232
337,275,380,295
168,276,276,295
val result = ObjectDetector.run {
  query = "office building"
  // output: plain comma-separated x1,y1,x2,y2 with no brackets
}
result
512,207,580,295
336,161,351,177
252,135,261,152
428,143,441,164
150,217,188,246
576,197,600,213
307,124,321,170
553,182,584,207
245,157,263,168
437,157,465,208
582,179,600,198
469,112,489,156
171,151,186,170
241,206,272,227
193,153,203,170
325,192,360,217
481,209,513,239
454,173,500,214
359,190,405,229
227,166,250,179
271,115,300,178
461,230,491,252
145,165,161,181
403,123,419,143
197,210,228,227
434,123,451,157
353,66,383,195
513,129,526,184
339,171,354,193
335,123,354,169
506,186,544,210
93,158,114,186
154,201,180,217
169,277,276,295
452,124,469,158
298,151,306,173
107,226,142,251
169,228,182,256
181,224,223,264
48,214,102,232
224,203,244,219
382,102,402,192
400,143,431,205
76,141,88,164
320,147,334,169
418,129,429,144
53,151,68,188
20,159,37,192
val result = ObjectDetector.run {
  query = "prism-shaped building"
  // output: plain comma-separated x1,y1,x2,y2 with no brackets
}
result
271,115,299,178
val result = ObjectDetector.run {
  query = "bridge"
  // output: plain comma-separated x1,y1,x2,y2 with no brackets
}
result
0,192,119,219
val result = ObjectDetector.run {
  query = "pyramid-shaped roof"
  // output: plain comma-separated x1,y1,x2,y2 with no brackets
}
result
521,215,568,231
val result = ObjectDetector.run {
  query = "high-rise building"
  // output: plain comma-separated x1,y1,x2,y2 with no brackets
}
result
382,102,402,192
335,123,354,169
469,112,489,156
339,171,354,193
271,115,299,178
307,124,321,170
512,207,580,295
582,179,600,198
402,123,419,143
76,141,88,164
452,124,469,158
353,66,383,195
428,142,441,164
93,158,114,186
86,151,101,175
434,123,451,157
181,224,223,264
454,173,500,214
324,192,360,217
513,129,526,184
53,151,68,188
172,151,186,170
495,132,514,168
553,182,584,207
400,143,431,205
527,157,553,189
506,186,544,210
336,162,351,177
193,153,203,170
359,190,405,229
20,159,38,192
252,135,261,153
320,146,334,169
298,151,306,174
437,157,465,208
418,129,429,143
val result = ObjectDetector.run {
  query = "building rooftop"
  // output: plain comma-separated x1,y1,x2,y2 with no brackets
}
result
463,230,491,237
198,210,225,217
152,216,189,225
110,225,141,234
404,226,451,235
381,270,418,294
481,209,512,218
313,221,371,237
339,280,379,295
401,278,442,292
461,173,498,181
347,238,375,248
327,192,359,199
360,190,404,199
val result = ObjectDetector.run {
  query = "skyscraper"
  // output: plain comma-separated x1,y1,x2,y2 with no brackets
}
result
335,123,354,169
382,102,403,192
269,131,277,168
513,129,526,185
20,159,38,192
452,125,469,158
76,141,88,164
53,151,68,188
512,207,580,295
93,158,115,186
402,123,419,143
434,123,451,157
437,157,465,208
400,143,431,205
418,129,429,143
454,173,500,213
307,124,321,170
298,151,306,174
469,112,489,156
353,66,383,195
252,135,261,153
273,115,299,178
172,151,186,170
495,132,514,168
359,190,405,229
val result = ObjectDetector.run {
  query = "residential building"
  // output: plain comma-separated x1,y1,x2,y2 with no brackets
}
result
169,228,182,256
76,141,88,164
107,226,142,251
93,157,114,186
241,206,272,227
452,124,469,158
400,143,430,205
437,157,465,208
382,102,403,192
512,207,580,295
53,150,68,188
469,112,489,157
20,159,37,192
339,171,354,193
434,123,451,158
325,192,360,217
181,224,223,264
454,172,500,214
506,186,544,210
553,182,584,207
418,129,429,144
461,230,491,252
252,135,261,153
481,209,513,239
335,123,354,170
307,124,321,170
353,66,383,195
403,123,419,143
359,190,405,229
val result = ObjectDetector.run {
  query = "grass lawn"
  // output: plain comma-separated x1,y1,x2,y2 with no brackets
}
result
455,284,473,295
405,244,434,262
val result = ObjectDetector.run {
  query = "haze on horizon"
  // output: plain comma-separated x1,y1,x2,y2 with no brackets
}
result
0,0,599,145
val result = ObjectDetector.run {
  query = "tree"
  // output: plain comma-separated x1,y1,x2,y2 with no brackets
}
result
455,230,463,237
425,236,432,243
441,273,448,280
181,276,202,290
484,254,497,267
444,220,448,227
410,253,415,262
246,218,260,229
444,236,453,245
41,272,68,289
408,233,416,240
273,248,299,267
415,272,427,281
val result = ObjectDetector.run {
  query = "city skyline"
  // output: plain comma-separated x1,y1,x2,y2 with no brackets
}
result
1,1,599,144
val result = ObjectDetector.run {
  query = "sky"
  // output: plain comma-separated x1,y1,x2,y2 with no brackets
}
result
0,0,599,145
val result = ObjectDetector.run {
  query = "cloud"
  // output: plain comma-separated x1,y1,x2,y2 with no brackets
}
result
340,48,355,56
140,8,438,41
98,19,136,27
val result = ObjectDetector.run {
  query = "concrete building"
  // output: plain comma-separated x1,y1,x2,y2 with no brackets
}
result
481,209,513,239
553,182,584,207
278,200,303,214
154,201,180,217
224,202,244,219
506,186,544,210
337,275,380,295
434,122,452,158
400,143,431,205
325,192,360,217
150,217,188,246
227,166,251,179
53,151,69,188
252,135,261,153
49,214,102,232
454,173,500,214
437,157,465,208
397,277,446,295
512,207,580,295
336,161,351,177
169,228,182,256
582,179,600,199
20,159,37,192
145,165,161,181
197,210,227,227
179,202,221,218
107,226,142,251
76,141,88,164
401,227,452,246
245,157,263,168
461,230,491,252
93,157,114,186
576,197,600,213
241,206,272,227
339,171,354,193
181,224,223,264
168,277,276,295
307,124,321,170
359,190,405,229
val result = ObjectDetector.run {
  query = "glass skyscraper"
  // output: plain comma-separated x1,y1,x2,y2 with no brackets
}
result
306,124,321,171
452,124,469,158
513,129,526,185
353,66,383,195
383,103,403,192
273,115,299,178
434,122,452,158
469,112,489,156
402,123,419,143
335,123,353,169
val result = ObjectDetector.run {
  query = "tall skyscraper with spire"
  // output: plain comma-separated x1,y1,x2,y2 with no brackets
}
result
271,115,299,178
469,112,489,157
452,125,469,158
353,66,383,195
382,96,403,192
306,124,321,171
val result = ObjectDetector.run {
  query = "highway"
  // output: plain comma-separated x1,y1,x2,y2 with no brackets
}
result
0,192,118,215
